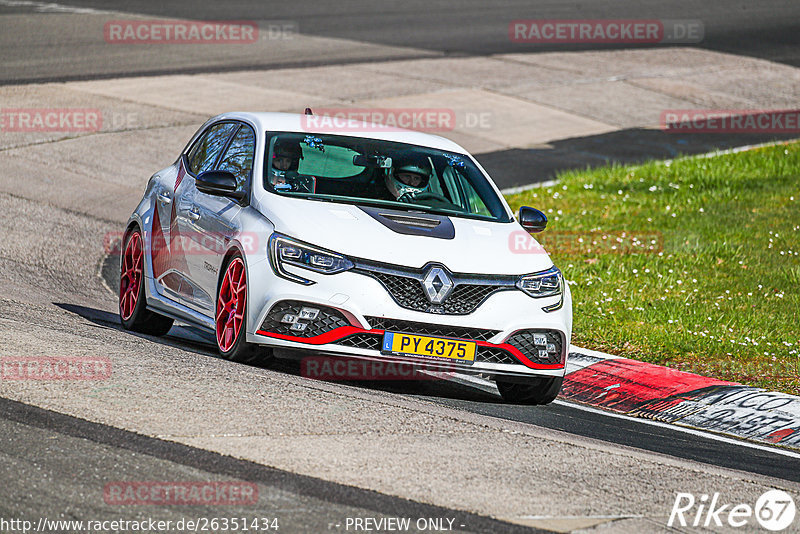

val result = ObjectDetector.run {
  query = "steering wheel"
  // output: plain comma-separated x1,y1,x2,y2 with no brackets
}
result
399,191,450,203
276,172,315,193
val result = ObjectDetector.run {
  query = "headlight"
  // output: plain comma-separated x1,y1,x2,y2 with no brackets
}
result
268,233,354,285
516,266,563,298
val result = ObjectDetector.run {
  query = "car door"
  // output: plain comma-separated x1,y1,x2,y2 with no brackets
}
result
150,165,179,298
179,122,255,315
165,121,238,311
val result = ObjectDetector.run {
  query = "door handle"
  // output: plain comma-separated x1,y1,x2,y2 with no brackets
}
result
157,192,172,205
188,207,201,221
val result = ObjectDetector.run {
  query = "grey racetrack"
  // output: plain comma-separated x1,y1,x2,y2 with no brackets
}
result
1,2,799,532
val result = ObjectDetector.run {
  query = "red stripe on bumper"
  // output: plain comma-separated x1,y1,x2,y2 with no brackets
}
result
255,327,564,370
255,326,368,345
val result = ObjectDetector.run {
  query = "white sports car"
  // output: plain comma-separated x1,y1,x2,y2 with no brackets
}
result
119,112,572,404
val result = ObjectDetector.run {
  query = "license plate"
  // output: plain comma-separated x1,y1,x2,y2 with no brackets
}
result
381,332,476,364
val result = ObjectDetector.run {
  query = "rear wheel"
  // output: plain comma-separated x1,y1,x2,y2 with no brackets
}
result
496,376,563,405
215,254,271,365
119,228,174,336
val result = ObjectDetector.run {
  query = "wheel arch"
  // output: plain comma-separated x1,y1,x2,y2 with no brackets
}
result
120,219,142,269
216,242,248,296
121,219,140,244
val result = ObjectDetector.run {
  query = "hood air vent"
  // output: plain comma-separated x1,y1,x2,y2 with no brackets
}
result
358,206,455,239
379,213,441,229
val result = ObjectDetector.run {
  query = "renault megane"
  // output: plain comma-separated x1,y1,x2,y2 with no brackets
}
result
119,112,572,404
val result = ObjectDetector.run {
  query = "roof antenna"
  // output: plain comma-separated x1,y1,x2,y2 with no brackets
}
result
304,107,313,115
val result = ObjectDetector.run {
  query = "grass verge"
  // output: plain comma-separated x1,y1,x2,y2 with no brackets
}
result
505,141,800,395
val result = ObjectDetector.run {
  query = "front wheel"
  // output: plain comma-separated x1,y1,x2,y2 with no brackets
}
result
215,254,271,365
496,376,563,405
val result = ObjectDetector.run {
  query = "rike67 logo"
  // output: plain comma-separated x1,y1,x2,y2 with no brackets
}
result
669,490,796,531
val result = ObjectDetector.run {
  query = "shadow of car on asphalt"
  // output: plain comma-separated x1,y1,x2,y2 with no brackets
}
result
53,302,502,404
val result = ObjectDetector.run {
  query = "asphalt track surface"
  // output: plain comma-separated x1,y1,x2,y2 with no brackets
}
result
0,397,544,534
2,0,799,84
2,2,800,532
62,293,800,486
2,1,798,188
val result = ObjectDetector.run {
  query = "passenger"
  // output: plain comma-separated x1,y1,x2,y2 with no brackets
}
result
269,140,303,188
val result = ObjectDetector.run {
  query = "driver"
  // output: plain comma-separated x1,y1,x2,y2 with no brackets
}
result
269,140,303,188
384,156,432,202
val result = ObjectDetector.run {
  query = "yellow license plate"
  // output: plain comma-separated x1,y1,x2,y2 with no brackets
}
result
381,332,476,364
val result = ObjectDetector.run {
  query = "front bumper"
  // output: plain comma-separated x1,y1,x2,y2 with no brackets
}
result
246,262,572,379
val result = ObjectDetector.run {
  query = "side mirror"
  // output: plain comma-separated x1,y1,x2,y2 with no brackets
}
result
196,170,246,202
519,206,547,233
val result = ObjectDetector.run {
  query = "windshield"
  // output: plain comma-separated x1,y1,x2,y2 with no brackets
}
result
263,132,512,222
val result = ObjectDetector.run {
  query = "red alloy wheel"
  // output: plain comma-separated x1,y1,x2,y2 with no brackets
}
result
119,231,143,321
216,257,247,352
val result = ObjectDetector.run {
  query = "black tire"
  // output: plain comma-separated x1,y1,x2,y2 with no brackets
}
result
215,253,272,366
119,228,174,336
496,376,563,405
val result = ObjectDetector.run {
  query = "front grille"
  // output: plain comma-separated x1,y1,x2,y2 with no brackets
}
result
337,333,382,350
506,330,564,365
361,269,511,315
443,284,500,314
369,271,430,311
366,317,499,342
259,300,349,338
476,346,519,365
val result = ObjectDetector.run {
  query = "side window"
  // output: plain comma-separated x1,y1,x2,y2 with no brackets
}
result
217,125,255,190
458,170,492,216
186,122,237,175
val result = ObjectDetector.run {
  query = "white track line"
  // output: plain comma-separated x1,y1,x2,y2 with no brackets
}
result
427,362,800,457
0,0,117,14
500,179,558,195
552,399,800,459
424,368,800,457
499,138,799,195
568,345,620,360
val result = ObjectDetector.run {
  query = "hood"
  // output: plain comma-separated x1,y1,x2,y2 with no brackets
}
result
261,196,554,275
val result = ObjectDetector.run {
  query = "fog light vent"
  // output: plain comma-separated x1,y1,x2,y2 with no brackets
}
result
506,330,564,365
261,301,348,338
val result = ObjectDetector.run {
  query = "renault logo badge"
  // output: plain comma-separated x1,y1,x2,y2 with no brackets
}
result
421,266,454,304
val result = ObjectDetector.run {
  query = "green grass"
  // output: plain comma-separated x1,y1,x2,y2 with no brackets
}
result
505,141,800,394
